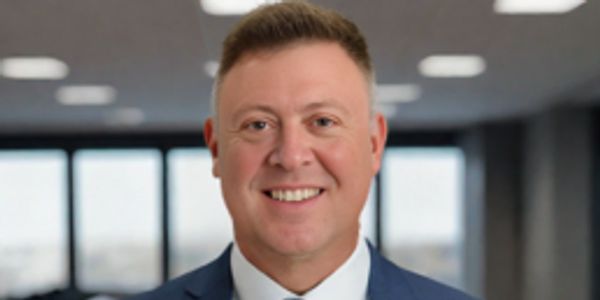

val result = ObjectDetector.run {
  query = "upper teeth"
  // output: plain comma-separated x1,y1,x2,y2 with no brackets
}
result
270,188,320,202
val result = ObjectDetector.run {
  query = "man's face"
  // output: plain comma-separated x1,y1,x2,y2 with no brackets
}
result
204,41,387,260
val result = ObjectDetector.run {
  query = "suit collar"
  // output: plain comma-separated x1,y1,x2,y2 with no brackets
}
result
182,240,417,300
184,244,234,299
366,241,417,299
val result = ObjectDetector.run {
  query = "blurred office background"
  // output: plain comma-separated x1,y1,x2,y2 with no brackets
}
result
0,0,598,299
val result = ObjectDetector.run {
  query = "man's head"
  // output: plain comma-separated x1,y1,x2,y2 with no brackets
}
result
204,0,387,281
212,0,375,115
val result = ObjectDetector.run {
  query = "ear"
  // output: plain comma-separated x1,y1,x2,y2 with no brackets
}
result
203,118,220,178
370,112,388,174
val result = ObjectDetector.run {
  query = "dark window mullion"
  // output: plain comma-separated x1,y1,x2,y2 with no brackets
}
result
160,148,171,282
66,148,78,291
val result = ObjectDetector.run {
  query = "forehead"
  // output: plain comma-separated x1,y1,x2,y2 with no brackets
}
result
217,41,371,118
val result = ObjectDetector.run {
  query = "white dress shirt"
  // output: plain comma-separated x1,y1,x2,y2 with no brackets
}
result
231,238,370,300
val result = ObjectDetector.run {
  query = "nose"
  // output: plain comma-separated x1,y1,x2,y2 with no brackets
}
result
267,124,314,170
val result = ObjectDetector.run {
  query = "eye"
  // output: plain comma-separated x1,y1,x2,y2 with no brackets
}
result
313,117,335,128
245,120,269,131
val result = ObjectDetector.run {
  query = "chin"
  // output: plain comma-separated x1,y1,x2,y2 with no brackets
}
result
264,229,331,258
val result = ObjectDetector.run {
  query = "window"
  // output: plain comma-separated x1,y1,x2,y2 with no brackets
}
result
382,147,464,288
0,150,67,298
168,148,233,277
0,138,468,296
74,149,161,292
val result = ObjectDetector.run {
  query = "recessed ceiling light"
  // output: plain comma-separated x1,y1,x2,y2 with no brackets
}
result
376,84,421,103
204,60,220,78
0,56,68,80
200,0,281,15
106,107,145,126
419,55,486,78
56,85,117,106
495,0,585,14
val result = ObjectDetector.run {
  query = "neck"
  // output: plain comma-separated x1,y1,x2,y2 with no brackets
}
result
236,233,359,294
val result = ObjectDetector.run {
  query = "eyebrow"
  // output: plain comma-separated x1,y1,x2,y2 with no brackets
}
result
302,99,351,115
231,105,276,124
230,98,352,123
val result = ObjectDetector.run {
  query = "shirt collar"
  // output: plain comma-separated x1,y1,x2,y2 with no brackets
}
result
231,238,370,300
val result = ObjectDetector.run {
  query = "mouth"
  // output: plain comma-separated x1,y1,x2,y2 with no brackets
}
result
263,187,324,202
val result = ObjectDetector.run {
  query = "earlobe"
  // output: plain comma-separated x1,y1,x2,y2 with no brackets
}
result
203,118,220,177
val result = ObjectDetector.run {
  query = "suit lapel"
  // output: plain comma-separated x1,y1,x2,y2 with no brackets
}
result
367,241,418,300
184,244,234,300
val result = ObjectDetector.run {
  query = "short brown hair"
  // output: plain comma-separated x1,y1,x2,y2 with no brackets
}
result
212,0,373,113
218,0,372,80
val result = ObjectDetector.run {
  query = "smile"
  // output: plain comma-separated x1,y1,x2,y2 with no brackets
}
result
265,188,323,202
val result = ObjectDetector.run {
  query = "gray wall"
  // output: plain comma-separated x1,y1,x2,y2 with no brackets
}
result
463,123,523,300
463,107,593,300
522,108,592,300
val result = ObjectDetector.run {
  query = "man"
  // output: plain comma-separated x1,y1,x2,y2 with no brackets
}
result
132,1,476,299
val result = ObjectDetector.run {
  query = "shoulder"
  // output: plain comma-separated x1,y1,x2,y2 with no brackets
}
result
126,246,233,300
368,243,478,300
127,270,198,300
387,261,477,300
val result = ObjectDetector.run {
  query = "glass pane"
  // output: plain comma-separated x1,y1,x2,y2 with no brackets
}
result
0,150,67,298
75,149,161,292
382,147,464,288
168,149,233,278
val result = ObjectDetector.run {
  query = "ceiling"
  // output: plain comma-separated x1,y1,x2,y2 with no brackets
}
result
1,0,599,134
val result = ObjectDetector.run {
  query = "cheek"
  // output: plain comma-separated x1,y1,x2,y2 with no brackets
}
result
219,142,268,222
317,136,375,204
316,140,372,226
319,135,375,176
220,140,267,186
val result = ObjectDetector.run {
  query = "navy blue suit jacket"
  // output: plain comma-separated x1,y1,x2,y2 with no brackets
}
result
130,242,476,300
